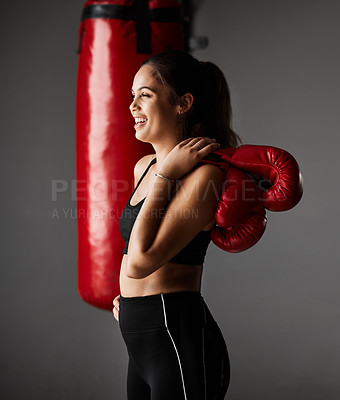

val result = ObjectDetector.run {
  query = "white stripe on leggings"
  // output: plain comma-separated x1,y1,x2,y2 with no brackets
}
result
161,293,187,400
201,297,208,400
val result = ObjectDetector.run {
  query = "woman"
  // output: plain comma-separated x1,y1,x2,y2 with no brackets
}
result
113,50,242,400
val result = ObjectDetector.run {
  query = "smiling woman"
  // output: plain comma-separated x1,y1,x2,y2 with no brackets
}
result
113,50,241,400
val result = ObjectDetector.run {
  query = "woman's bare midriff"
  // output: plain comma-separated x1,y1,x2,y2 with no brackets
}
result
119,219,215,297
119,254,203,297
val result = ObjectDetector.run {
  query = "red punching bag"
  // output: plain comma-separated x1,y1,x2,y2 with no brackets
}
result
75,0,184,310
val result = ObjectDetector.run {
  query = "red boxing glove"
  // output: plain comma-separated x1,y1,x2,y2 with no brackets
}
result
212,166,267,253
200,144,303,253
214,145,303,212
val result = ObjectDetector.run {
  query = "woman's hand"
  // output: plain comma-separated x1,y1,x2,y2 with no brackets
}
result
158,137,220,181
112,294,120,322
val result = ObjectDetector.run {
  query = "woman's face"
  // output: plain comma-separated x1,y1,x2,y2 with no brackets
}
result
130,65,180,143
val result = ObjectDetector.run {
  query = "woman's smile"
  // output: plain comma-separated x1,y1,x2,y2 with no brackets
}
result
133,116,148,129
129,65,180,140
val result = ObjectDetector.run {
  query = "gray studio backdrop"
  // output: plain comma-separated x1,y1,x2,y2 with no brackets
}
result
1,0,339,399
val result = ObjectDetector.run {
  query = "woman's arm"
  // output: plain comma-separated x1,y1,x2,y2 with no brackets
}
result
126,162,224,279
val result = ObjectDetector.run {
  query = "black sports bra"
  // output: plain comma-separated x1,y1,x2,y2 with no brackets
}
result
119,157,211,265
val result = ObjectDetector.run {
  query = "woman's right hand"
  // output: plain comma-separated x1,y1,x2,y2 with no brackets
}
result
158,137,220,181
112,294,120,322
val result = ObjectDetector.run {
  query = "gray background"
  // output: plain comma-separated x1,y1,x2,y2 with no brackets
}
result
1,0,339,399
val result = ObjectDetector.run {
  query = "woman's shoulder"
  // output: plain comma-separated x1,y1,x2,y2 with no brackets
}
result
189,160,225,183
174,161,225,202
134,154,156,184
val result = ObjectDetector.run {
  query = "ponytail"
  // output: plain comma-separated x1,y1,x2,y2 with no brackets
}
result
200,61,242,148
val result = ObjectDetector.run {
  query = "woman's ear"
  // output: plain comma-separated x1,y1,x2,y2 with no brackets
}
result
179,93,194,113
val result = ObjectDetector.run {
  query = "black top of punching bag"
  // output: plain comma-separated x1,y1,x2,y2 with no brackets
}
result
80,1,184,54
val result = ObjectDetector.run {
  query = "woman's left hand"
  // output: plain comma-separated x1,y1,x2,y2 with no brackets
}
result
112,294,120,322
158,137,220,181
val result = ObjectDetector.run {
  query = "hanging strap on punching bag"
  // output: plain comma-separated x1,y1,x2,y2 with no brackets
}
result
133,0,151,54
78,1,184,54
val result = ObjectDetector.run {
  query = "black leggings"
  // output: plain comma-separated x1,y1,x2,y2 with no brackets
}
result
118,291,230,400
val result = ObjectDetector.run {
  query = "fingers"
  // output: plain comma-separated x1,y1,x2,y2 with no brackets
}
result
195,137,217,145
112,306,119,322
113,294,120,309
112,294,120,322
193,137,220,151
179,137,195,146
179,137,220,150
180,136,209,146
